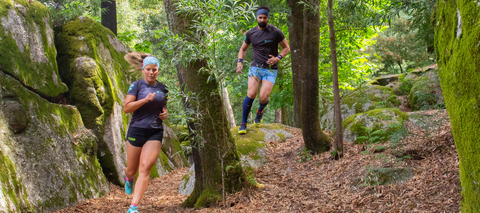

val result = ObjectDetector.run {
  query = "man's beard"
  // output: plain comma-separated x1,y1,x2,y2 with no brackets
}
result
258,22,267,28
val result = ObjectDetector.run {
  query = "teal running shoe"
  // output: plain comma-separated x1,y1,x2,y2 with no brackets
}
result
125,178,134,195
127,205,139,213
254,109,264,125
238,123,247,134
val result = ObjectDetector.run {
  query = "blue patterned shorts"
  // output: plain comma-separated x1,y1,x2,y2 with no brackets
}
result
248,66,278,84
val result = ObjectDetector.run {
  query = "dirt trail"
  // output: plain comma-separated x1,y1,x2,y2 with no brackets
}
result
55,112,460,212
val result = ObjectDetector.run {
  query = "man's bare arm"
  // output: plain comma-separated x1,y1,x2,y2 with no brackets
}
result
236,42,250,73
266,38,291,65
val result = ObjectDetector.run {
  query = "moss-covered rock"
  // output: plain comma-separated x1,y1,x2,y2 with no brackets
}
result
162,124,189,168
408,70,444,111
369,74,404,86
55,16,133,185
0,0,68,98
343,108,409,144
435,0,480,210
230,123,292,168
321,85,401,131
178,165,195,195
0,72,109,212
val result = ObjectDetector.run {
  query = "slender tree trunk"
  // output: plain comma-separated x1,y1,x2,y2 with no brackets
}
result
287,0,304,128
397,61,403,73
281,107,287,125
328,0,343,159
164,0,244,207
298,0,331,154
101,0,117,35
221,82,236,128
274,108,282,124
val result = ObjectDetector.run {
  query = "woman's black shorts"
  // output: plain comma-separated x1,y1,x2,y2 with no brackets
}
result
126,127,164,147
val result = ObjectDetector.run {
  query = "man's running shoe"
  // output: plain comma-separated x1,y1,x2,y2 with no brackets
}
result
125,178,134,195
127,205,139,213
254,109,264,125
238,123,247,134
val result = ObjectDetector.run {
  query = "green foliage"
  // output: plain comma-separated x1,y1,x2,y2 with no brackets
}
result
396,77,414,95
367,17,432,74
383,0,436,54
357,126,388,144
297,148,313,162
39,0,102,25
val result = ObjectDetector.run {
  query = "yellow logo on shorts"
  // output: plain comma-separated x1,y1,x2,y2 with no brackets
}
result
128,137,136,141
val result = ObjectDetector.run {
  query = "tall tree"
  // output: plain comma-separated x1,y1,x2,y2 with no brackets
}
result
163,0,244,208
287,0,331,154
327,0,343,159
287,0,303,128
101,0,117,35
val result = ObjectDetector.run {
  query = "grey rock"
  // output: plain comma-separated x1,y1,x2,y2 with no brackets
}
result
261,128,293,142
2,99,27,133
240,145,268,169
0,73,110,212
0,1,67,97
321,85,399,132
178,164,195,195
14,4,26,17
108,34,128,53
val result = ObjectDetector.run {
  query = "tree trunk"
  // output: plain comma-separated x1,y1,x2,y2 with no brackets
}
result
397,61,403,73
101,0,117,35
164,0,244,208
287,0,304,128
298,0,331,154
281,107,287,125
221,82,236,128
274,108,282,124
328,0,343,159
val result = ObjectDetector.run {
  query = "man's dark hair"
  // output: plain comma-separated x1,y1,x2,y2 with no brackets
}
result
257,6,270,12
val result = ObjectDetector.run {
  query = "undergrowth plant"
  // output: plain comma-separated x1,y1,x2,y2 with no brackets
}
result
297,148,313,162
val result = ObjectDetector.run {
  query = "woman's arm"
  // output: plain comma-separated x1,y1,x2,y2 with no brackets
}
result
123,93,155,114
159,100,168,120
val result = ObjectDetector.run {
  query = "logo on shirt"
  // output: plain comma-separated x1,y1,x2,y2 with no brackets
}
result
264,40,273,43
128,83,135,92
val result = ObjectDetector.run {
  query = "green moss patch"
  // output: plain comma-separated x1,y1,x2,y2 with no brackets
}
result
0,0,68,97
343,108,409,144
55,16,133,185
435,0,480,210
230,125,266,160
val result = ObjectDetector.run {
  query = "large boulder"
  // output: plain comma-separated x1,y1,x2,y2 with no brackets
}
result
55,17,187,184
0,0,68,98
408,70,444,111
321,85,401,131
231,123,293,168
0,72,109,212
342,108,409,144
435,1,480,210
55,16,132,185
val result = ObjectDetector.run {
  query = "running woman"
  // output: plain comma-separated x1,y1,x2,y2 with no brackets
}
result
236,6,290,134
123,53,168,213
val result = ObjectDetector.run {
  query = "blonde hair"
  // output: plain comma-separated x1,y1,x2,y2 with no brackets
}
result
124,52,152,71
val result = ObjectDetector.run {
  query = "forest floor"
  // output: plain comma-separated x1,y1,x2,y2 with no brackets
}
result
55,109,460,213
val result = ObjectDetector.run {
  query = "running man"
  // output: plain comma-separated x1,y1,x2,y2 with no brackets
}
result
236,6,290,134
123,53,169,213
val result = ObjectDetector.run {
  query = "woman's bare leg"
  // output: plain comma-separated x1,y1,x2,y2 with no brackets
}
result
131,140,161,205
125,141,142,181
